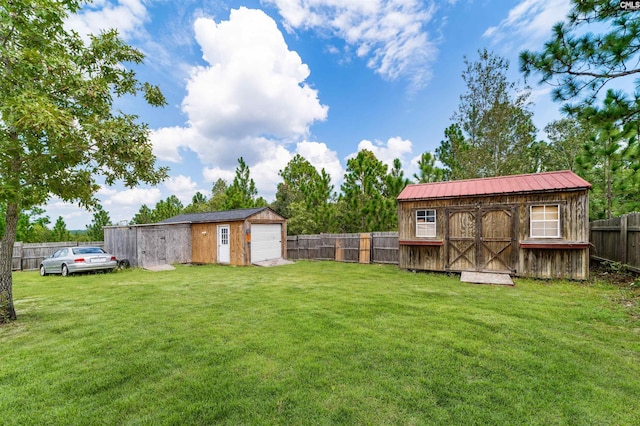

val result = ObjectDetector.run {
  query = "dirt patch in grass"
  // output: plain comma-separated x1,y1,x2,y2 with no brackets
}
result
590,259,639,286
590,259,640,320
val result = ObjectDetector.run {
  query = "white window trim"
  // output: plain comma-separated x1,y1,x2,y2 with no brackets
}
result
416,209,436,238
530,204,560,238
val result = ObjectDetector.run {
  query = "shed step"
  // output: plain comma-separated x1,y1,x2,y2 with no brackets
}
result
460,271,514,286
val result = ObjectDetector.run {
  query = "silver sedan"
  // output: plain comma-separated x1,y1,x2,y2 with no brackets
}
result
40,247,118,277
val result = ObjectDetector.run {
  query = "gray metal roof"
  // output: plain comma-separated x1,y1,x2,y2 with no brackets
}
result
159,207,278,224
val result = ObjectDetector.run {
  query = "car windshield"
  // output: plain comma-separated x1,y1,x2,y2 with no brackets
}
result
72,247,106,255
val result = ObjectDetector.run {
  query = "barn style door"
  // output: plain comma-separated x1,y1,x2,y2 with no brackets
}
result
479,208,516,272
446,206,516,273
446,210,477,271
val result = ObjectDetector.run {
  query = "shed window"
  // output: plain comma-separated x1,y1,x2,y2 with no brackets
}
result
220,226,229,245
416,209,436,238
530,205,560,238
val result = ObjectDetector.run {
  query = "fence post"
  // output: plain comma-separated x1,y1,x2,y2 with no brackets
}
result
359,233,371,264
18,242,24,271
620,213,628,265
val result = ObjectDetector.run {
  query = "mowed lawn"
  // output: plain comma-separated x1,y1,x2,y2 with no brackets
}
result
2,262,639,425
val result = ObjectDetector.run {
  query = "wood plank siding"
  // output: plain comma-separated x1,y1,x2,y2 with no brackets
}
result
398,189,590,280
104,224,191,268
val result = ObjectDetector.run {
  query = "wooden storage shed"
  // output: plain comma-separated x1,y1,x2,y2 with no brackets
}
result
162,207,287,266
104,207,287,268
397,170,592,280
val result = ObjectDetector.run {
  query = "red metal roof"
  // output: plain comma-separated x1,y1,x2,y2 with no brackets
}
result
397,170,591,201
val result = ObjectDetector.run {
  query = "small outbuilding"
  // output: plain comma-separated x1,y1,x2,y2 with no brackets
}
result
396,170,591,280
104,207,287,268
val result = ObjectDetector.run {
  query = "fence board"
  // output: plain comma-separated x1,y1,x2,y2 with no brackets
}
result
359,233,371,264
336,233,359,263
372,232,399,264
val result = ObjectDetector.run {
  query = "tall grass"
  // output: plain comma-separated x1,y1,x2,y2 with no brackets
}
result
1,262,639,424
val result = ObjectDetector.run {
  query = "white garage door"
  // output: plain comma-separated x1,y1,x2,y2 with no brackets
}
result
251,224,282,263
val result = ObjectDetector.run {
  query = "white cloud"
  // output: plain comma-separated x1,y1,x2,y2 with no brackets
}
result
483,0,571,48
164,175,202,205
250,143,295,201
187,9,328,139
150,127,187,163
44,186,163,229
202,167,236,185
265,0,438,88
44,198,90,227
105,187,162,207
100,187,162,225
353,136,413,168
147,7,333,204
151,7,328,170
64,1,188,77
296,141,344,185
65,0,149,40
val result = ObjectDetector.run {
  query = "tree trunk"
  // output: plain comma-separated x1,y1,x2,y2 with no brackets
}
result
0,202,19,322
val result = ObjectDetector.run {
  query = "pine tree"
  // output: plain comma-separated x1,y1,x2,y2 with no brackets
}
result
86,206,112,241
132,205,154,225
340,150,392,233
273,155,337,234
438,49,537,179
520,0,640,119
151,196,184,222
51,216,71,242
413,152,445,183
224,157,260,210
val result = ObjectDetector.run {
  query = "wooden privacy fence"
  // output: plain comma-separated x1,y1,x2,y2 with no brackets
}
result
11,241,104,272
590,213,640,272
287,232,399,265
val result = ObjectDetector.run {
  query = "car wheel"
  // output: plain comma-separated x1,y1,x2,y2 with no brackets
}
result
39,265,47,276
61,264,70,277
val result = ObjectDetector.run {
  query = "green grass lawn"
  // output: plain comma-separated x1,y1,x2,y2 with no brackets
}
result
1,262,639,425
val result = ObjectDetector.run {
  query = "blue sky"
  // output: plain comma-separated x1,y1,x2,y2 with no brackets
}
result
49,0,575,229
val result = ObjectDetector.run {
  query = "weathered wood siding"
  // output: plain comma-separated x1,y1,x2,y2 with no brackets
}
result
398,189,590,279
400,245,442,271
191,223,217,264
590,212,640,272
137,224,191,268
249,208,286,223
105,226,138,266
105,224,190,268
231,221,246,266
